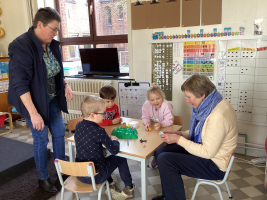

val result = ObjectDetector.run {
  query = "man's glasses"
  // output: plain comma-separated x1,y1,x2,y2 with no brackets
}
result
90,112,106,117
46,24,59,34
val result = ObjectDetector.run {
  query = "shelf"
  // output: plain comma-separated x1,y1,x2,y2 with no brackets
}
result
149,35,266,43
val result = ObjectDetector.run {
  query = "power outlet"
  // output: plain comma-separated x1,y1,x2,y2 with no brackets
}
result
262,35,267,41
251,157,266,164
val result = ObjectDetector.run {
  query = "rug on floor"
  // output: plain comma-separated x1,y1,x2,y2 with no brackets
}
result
0,152,66,200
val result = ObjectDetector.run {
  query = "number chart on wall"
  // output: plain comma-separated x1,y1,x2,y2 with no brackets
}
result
118,82,150,120
183,41,215,80
152,43,173,101
217,39,267,126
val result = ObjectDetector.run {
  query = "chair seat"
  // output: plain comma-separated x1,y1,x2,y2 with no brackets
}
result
65,176,101,193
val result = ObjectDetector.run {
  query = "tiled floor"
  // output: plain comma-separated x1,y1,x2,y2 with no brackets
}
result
1,124,267,200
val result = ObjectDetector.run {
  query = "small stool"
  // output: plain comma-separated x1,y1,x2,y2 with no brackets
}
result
0,112,13,136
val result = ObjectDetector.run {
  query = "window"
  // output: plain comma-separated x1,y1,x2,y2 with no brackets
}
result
56,0,128,74
65,0,76,3
118,6,123,20
106,7,112,26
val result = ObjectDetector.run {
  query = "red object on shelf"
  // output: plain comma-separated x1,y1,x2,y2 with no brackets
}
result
0,114,7,127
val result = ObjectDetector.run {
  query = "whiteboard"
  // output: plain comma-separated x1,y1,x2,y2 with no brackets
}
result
118,82,150,119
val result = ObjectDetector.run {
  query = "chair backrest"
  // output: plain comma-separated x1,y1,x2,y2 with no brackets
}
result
68,117,83,132
221,150,235,183
55,159,97,177
174,116,183,126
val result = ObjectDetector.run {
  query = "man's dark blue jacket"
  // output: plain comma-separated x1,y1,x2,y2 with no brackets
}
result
8,27,68,125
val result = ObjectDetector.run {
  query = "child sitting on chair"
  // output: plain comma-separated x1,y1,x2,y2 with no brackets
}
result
142,85,174,168
98,85,122,126
142,85,174,131
75,95,135,199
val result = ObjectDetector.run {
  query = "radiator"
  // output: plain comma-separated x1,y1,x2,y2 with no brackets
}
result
62,78,112,120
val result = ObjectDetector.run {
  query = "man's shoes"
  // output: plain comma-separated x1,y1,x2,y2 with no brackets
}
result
38,178,58,193
151,195,165,200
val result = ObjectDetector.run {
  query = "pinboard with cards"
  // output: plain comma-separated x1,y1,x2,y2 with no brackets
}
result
217,39,267,126
152,43,173,101
118,82,150,120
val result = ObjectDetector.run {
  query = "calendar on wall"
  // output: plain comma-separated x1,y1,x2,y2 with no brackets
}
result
217,39,267,126
183,41,215,80
152,43,173,101
118,82,150,120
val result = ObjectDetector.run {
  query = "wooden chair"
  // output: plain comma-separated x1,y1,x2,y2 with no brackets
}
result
0,112,13,136
174,115,183,126
67,117,83,134
54,159,111,200
191,151,236,200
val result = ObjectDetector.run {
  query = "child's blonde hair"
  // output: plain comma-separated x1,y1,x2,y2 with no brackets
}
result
147,85,165,100
81,95,105,118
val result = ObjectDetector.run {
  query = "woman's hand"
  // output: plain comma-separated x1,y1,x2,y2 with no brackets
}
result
145,122,152,131
154,123,162,131
111,136,118,141
30,112,44,131
163,131,183,136
160,134,180,144
65,83,73,102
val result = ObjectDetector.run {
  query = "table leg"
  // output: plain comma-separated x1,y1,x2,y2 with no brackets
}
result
141,158,147,200
68,141,74,162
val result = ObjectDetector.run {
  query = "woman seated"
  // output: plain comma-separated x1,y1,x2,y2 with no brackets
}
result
152,74,238,200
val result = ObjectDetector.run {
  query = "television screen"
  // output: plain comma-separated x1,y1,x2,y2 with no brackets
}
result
79,48,120,76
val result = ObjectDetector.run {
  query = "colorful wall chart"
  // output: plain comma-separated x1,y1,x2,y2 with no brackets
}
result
0,61,9,79
152,43,173,101
183,41,215,80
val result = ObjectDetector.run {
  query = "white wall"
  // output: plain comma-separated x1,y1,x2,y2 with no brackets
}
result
0,0,37,57
128,0,267,156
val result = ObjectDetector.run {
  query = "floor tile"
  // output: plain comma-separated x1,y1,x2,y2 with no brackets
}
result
246,167,265,176
240,186,263,198
243,176,263,186
234,169,255,178
188,185,209,197
230,178,252,188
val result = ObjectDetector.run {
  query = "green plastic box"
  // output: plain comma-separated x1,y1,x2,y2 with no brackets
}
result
111,126,138,139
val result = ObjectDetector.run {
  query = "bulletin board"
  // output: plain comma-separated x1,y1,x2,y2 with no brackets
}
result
118,82,150,119
152,43,173,101
183,41,215,80
0,58,10,112
217,39,267,126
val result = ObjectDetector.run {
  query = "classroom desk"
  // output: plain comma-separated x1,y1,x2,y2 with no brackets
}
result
66,117,182,200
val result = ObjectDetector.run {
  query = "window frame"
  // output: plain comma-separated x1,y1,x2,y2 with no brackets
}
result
55,0,128,46
105,7,112,26
56,0,128,76
118,6,123,20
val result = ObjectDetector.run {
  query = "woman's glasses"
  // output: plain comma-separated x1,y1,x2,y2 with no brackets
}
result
46,24,59,34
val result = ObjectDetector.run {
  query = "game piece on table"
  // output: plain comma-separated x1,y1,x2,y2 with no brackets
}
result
140,139,147,143
122,122,126,128
127,140,129,145
148,127,151,131
159,131,164,136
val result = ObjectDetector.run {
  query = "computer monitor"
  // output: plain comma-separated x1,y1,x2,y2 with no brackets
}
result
79,48,120,76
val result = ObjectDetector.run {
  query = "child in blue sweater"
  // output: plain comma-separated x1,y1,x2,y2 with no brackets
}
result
75,95,135,199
